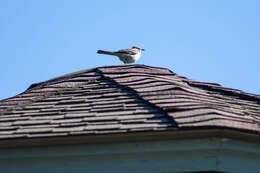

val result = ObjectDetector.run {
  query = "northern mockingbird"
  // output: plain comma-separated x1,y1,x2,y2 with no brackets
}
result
97,46,144,64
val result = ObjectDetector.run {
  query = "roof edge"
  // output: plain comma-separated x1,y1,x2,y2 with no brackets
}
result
0,127,259,149
26,64,173,91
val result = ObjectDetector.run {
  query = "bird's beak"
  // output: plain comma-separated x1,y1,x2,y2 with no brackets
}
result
141,49,145,51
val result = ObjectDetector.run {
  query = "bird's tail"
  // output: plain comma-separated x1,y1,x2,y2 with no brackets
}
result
97,50,115,55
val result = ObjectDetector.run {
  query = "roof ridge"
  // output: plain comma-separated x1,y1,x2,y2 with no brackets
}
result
27,68,97,91
26,65,171,91
184,79,260,104
99,64,172,71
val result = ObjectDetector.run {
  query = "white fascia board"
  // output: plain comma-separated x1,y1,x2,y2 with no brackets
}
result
0,137,259,173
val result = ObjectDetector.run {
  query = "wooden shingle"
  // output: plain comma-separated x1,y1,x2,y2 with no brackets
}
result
0,65,259,141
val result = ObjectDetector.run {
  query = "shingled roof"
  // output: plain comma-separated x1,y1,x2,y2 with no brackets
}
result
0,65,260,144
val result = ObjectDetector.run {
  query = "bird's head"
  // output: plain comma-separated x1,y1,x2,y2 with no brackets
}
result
132,46,145,51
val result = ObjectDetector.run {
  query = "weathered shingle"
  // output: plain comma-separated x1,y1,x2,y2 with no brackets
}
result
0,65,260,140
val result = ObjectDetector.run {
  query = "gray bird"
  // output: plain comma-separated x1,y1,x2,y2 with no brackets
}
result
97,46,144,64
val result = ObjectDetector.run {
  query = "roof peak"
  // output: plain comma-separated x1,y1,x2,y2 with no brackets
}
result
27,64,174,91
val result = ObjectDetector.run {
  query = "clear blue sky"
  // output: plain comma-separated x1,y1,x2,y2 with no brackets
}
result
1,0,260,100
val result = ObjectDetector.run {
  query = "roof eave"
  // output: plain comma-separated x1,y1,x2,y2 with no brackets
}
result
0,127,259,149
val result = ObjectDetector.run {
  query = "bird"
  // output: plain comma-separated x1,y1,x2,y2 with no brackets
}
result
97,46,144,64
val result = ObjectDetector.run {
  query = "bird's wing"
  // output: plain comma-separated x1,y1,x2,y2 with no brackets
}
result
116,48,137,55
